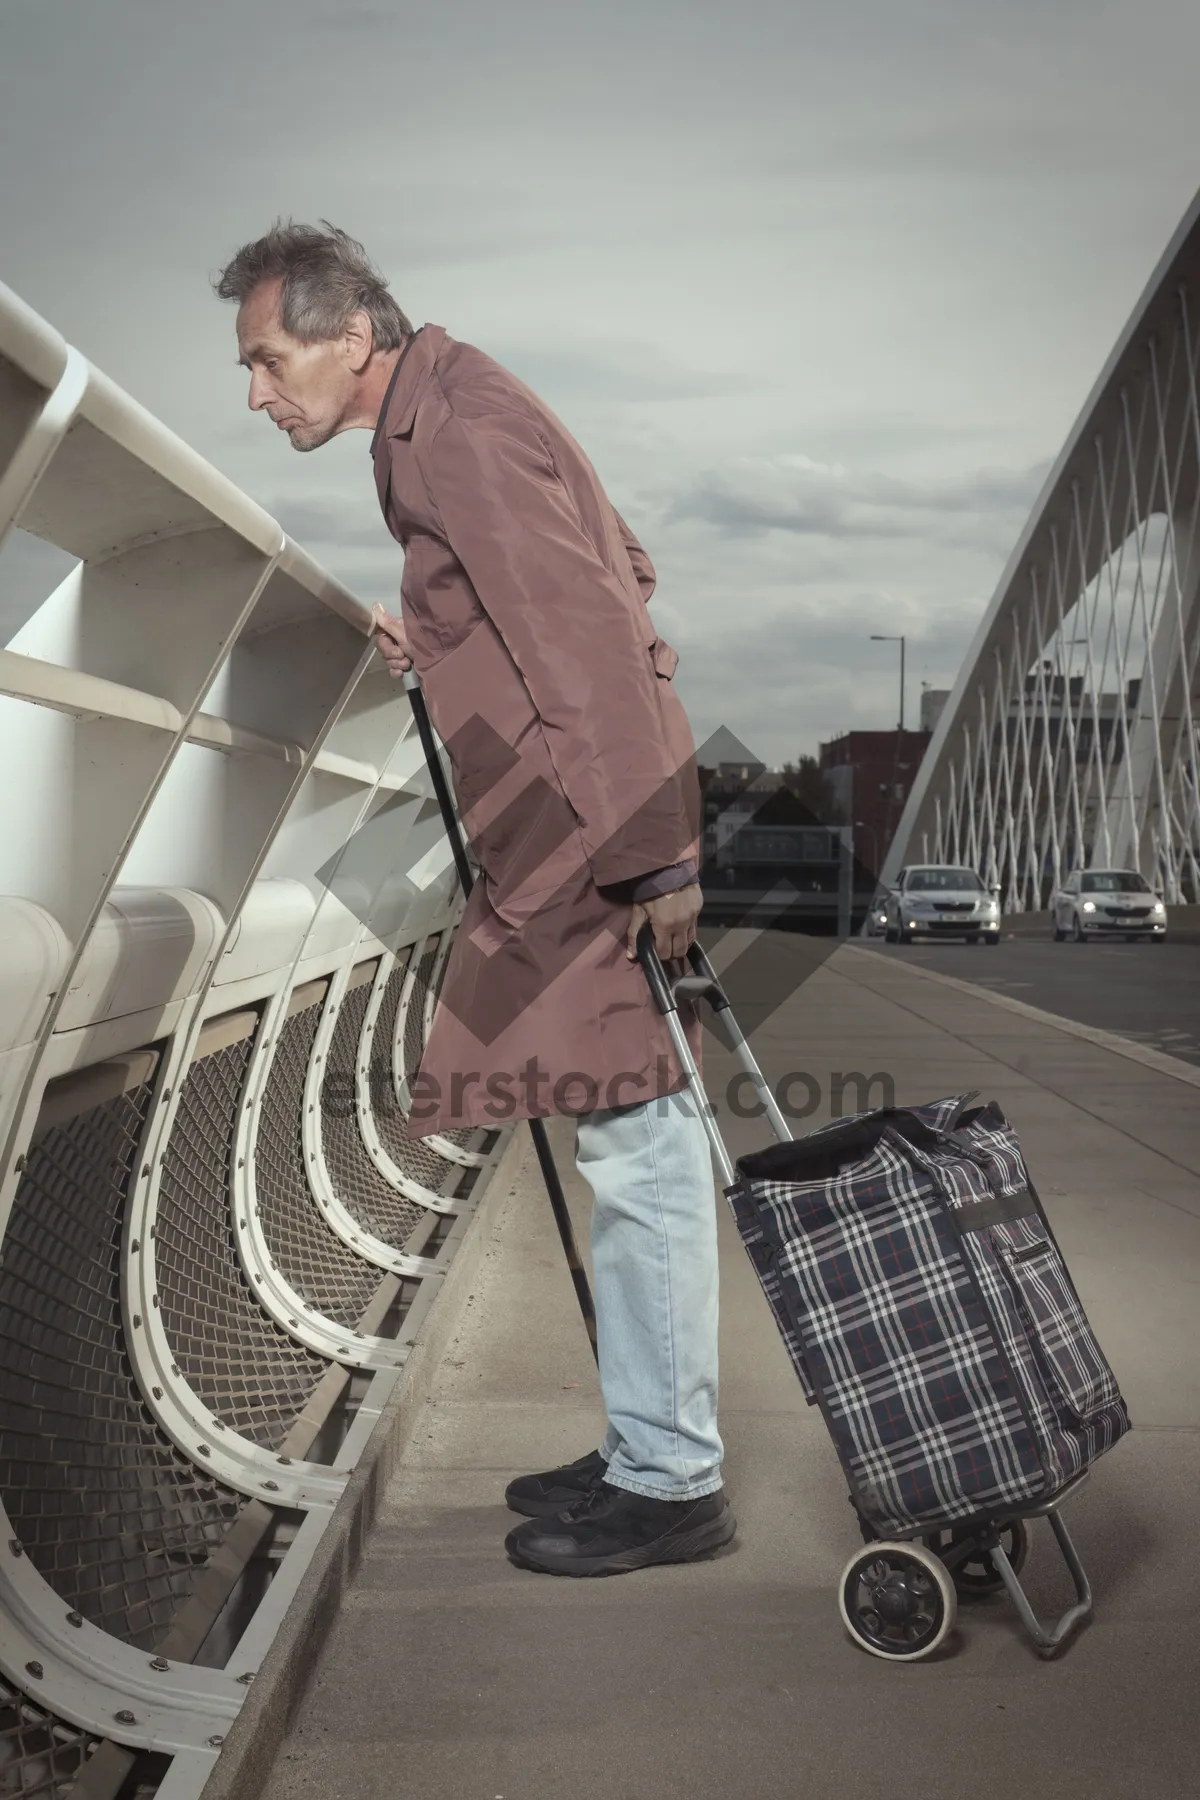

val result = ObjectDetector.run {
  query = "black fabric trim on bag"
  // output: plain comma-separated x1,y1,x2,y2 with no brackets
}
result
734,1092,981,1186
735,1108,939,1183
947,1187,1041,1234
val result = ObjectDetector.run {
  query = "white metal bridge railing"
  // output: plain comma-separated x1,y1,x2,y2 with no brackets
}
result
0,280,508,1800
886,185,1200,910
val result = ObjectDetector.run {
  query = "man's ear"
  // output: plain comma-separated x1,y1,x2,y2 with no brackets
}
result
343,309,375,374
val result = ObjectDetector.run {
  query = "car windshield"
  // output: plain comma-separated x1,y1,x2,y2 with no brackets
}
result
1081,872,1150,894
906,868,984,892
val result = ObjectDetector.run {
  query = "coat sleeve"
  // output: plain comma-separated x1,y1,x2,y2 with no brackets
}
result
426,408,697,888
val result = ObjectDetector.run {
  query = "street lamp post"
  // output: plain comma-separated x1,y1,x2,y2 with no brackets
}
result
870,634,906,732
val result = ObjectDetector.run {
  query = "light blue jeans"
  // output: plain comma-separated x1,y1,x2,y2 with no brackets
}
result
573,1084,725,1501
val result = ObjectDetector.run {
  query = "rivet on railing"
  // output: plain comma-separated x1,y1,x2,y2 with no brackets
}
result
150,1657,170,1672
115,1711,137,1726
24,1662,43,1680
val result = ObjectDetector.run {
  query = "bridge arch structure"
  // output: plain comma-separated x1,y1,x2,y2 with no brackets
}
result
886,188,1200,909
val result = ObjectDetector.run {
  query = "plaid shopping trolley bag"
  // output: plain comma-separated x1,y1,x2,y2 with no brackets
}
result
636,927,1131,1664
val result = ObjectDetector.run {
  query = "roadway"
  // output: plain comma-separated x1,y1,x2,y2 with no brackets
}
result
862,936,1200,1067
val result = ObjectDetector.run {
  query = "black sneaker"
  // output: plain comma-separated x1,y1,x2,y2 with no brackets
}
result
505,1480,736,1576
505,1448,609,1519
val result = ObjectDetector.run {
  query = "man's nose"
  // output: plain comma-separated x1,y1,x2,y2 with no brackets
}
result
247,371,273,412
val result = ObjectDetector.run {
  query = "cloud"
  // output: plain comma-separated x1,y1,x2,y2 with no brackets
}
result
658,452,1051,547
488,337,752,404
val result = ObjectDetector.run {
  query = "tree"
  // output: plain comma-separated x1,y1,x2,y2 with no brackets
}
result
779,755,845,824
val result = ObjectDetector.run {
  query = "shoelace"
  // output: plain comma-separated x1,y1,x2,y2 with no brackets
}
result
560,1481,614,1522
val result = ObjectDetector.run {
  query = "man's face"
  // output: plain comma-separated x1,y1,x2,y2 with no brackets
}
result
236,277,353,452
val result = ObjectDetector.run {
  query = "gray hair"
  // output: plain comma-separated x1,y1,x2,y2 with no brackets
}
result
214,219,413,351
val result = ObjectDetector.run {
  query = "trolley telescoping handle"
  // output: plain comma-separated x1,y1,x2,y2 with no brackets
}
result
400,669,599,1365
635,922,793,1186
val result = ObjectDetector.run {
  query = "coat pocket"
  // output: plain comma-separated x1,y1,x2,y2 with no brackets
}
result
649,637,678,680
996,1236,1121,1422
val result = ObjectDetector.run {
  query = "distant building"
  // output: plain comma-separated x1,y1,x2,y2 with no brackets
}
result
694,731,871,930
920,687,951,733
818,728,932,880
695,724,767,783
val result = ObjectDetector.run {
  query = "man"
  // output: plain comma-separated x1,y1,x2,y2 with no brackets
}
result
215,220,734,1578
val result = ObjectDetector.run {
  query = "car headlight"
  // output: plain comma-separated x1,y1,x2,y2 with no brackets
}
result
982,898,999,913
1081,900,1097,913
1152,900,1165,915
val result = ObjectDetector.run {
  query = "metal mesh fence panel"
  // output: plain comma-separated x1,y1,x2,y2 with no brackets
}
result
0,1674,100,1797
0,1089,246,1649
253,1002,384,1327
321,975,431,1244
155,1032,330,1449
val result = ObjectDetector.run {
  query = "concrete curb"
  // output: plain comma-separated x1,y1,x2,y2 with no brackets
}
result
842,943,1200,1090
195,1124,530,1800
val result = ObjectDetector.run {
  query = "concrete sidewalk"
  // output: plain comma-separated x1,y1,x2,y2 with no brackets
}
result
261,939,1199,1800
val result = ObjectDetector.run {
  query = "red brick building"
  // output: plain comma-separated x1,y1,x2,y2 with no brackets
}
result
818,729,931,882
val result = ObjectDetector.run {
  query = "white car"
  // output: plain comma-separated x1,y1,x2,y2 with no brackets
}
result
864,888,891,937
1051,869,1167,943
883,864,1002,945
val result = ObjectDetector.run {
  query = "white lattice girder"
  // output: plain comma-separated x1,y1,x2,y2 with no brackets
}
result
884,185,1200,906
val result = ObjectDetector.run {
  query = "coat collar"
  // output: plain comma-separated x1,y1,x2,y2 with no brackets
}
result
370,323,447,457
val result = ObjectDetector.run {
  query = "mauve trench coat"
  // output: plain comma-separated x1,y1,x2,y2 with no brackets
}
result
371,323,705,1138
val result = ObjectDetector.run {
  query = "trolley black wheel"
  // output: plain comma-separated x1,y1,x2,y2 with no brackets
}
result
923,1518,1030,1598
838,1541,957,1661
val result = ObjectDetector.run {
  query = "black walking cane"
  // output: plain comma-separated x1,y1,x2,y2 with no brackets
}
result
401,670,600,1365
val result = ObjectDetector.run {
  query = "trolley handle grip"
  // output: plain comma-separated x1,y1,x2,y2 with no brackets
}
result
636,924,730,1017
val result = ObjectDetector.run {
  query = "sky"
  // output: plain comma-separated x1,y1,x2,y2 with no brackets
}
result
4,0,1200,766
